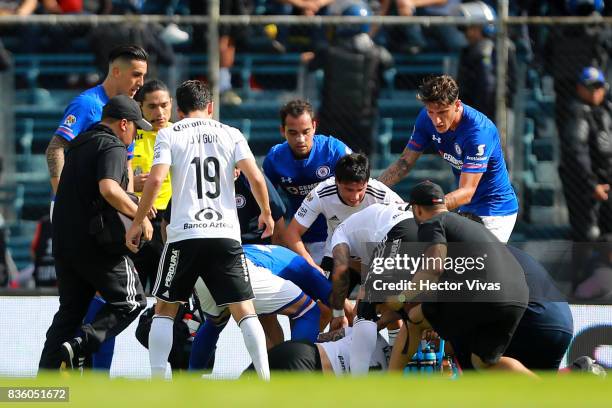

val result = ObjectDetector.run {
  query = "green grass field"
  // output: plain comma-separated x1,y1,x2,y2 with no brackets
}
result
1,373,611,407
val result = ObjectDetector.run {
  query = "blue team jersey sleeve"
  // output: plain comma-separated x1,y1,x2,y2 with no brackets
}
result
460,128,495,173
54,95,100,142
406,109,432,152
262,152,279,186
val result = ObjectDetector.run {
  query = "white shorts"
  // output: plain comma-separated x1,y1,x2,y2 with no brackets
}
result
305,241,325,265
195,259,303,318
481,213,517,243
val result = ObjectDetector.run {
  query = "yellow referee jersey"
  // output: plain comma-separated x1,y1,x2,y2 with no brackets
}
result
133,125,172,210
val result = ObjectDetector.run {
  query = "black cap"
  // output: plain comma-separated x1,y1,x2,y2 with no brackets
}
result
102,95,152,131
409,181,445,206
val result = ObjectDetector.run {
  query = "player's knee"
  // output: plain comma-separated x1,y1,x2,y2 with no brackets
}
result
154,300,180,318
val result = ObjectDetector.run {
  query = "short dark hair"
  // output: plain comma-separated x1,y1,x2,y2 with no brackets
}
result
335,153,370,183
417,75,459,105
279,99,315,127
108,45,148,65
135,79,170,103
176,80,212,114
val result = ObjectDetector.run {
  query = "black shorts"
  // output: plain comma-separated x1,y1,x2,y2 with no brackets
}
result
267,340,322,372
153,238,254,306
422,302,526,365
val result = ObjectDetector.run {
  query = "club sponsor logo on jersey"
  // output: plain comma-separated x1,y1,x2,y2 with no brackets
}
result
306,192,314,202
195,207,223,222
316,165,331,179
454,143,462,156
63,115,77,127
476,144,486,156
235,194,246,208
441,152,463,170
286,182,320,196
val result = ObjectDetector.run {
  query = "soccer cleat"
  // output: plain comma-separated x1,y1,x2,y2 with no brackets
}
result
60,337,85,371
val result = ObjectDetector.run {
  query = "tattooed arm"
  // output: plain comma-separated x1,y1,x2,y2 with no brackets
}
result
46,136,71,194
378,148,422,187
332,243,352,310
316,327,346,343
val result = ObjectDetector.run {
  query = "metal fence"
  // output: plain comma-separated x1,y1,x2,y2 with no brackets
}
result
0,9,611,241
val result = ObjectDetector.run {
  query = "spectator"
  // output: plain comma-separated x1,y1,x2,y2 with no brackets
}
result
456,1,517,121
558,67,612,243
380,0,467,53
544,0,612,136
306,1,393,156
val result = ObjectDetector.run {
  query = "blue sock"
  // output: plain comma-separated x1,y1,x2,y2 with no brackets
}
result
290,299,320,343
189,320,224,370
79,295,115,370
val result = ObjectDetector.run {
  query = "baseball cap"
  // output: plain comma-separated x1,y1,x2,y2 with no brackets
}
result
579,67,606,88
409,181,446,206
102,95,153,131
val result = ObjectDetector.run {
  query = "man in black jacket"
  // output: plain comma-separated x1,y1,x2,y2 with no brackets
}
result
559,67,612,243
38,96,152,371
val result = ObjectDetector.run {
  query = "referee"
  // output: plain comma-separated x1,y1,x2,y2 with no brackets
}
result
38,96,152,371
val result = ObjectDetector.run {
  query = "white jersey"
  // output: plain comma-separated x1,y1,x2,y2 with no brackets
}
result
195,258,303,317
318,327,391,375
331,203,414,266
153,118,254,243
294,177,403,257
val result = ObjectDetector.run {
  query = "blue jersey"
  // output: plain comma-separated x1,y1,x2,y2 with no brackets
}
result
243,244,331,305
263,134,351,242
407,104,517,216
54,85,135,159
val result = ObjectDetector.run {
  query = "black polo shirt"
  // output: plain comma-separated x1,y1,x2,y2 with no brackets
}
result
417,211,528,304
52,124,129,256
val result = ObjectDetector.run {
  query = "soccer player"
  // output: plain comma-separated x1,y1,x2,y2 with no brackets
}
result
234,169,287,245
286,152,402,273
243,244,332,306
329,202,419,375
378,75,518,242
245,326,391,375
46,45,148,198
125,80,273,380
263,99,352,266
188,256,321,370
131,79,174,290
386,181,532,375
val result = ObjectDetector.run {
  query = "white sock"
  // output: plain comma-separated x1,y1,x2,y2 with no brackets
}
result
349,319,378,376
219,68,232,93
238,314,270,381
387,328,400,347
149,315,174,379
